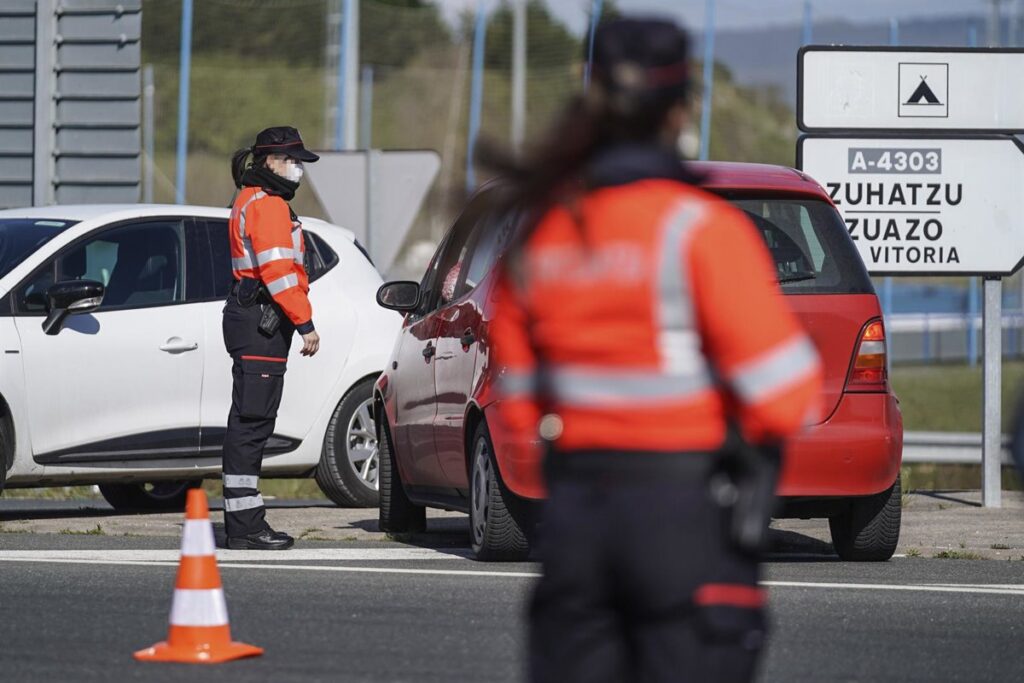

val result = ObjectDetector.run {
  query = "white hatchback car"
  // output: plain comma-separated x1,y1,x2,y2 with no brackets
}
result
0,204,400,509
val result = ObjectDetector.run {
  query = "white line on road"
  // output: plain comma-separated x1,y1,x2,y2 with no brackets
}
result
762,580,1024,596
0,548,471,562
0,552,1023,595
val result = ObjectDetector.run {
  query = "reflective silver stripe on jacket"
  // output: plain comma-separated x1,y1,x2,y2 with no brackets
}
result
292,223,304,264
223,494,264,512
223,474,259,490
655,202,709,377
496,370,538,398
544,365,712,407
266,273,299,295
729,334,819,404
256,246,294,266
233,190,267,271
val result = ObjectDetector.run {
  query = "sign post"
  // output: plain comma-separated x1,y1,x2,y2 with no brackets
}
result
798,47,1024,508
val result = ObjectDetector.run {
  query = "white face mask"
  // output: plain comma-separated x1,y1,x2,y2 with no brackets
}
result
283,161,304,184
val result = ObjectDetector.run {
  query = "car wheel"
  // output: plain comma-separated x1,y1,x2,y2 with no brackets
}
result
469,421,530,562
98,481,201,512
829,474,902,562
377,408,425,534
316,378,381,507
0,417,9,494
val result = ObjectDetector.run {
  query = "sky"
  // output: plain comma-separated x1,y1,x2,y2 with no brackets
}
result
436,0,1002,34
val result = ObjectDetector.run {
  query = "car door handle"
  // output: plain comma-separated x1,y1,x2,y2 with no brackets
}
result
460,328,476,346
159,337,199,353
422,343,436,359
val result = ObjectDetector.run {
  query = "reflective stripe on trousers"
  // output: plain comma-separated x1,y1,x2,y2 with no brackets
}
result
223,494,264,512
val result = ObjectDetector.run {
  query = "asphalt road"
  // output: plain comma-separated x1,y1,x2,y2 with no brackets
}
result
1,534,1023,683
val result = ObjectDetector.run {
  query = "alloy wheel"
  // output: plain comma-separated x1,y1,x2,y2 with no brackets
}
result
470,437,491,547
346,398,379,491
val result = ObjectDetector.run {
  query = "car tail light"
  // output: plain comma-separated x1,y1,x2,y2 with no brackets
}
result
846,319,888,392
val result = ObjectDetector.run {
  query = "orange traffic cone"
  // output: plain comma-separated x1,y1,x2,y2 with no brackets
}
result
134,488,264,663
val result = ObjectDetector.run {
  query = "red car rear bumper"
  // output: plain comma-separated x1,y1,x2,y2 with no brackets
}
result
487,392,903,502
778,392,903,498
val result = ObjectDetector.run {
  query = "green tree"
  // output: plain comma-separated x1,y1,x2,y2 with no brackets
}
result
361,0,452,68
481,0,580,71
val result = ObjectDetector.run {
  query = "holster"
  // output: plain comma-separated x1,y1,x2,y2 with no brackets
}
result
711,426,782,557
258,303,281,337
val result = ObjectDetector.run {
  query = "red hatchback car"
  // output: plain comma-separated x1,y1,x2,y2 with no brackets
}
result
374,162,903,562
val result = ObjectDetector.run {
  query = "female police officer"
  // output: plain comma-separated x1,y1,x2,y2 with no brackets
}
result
486,18,823,682
222,126,320,550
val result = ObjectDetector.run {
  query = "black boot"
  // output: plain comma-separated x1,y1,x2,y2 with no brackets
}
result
226,528,295,550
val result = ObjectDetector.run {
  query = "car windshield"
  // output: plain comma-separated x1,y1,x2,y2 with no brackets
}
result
0,218,78,279
720,194,874,295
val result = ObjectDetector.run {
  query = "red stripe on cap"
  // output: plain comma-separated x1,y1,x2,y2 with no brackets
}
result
693,583,766,609
241,355,286,362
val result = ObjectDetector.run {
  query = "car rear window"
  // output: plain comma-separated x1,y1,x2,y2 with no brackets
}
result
0,218,78,280
717,193,874,295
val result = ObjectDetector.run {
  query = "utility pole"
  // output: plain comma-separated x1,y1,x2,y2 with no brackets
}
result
510,0,526,154
802,1,813,45
336,0,359,150
989,0,1004,47
323,0,342,148
698,0,716,161
175,0,193,204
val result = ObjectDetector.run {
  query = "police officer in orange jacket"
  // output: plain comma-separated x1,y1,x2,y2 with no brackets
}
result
222,127,320,550
486,19,823,682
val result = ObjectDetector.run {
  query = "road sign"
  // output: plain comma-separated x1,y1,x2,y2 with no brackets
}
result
306,150,440,276
798,47,1024,133
798,135,1024,276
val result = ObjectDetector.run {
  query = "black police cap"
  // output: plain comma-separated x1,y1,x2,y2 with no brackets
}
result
590,18,692,97
252,126,319,163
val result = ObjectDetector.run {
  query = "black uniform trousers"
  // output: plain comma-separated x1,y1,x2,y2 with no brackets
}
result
222,294,294,538
529,451,765,683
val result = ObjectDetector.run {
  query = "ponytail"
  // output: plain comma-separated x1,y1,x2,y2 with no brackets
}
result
477,83,686,250
231,147,253,189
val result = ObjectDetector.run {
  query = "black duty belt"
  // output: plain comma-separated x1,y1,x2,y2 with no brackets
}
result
545,448,717,482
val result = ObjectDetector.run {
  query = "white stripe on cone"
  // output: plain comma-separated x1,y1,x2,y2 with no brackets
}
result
180,519,216,557
169,588,230,627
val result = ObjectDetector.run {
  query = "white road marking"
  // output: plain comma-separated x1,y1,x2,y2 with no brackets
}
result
762,581,1024,596
0,551,1022,595
0,548,471,562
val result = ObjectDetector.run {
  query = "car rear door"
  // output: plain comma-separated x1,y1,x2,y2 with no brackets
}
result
724,193,878,422
12,218,205,463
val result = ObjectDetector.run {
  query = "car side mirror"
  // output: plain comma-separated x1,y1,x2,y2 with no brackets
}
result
42,280,105,336
376,281,421,312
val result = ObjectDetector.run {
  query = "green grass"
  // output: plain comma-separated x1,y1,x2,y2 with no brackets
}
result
58,524,105,536
892,361,1024,491
890,361,1024,433
905,548,922,557
933,550,984,560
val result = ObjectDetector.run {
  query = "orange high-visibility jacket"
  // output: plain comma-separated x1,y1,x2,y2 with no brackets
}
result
491,179,823,454
229,186,314,333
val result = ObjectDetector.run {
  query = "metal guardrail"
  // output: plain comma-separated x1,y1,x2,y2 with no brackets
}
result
902,431,1014,465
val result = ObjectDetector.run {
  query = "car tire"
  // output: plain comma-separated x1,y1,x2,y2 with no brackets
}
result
98,481,201,512
0,416,10,494
315,378,380,508
469,421,531,562
829,475,902,562
377,409,425,534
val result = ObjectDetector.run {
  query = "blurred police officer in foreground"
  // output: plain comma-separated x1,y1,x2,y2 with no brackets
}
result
486,18,823,682
222,126,320,550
